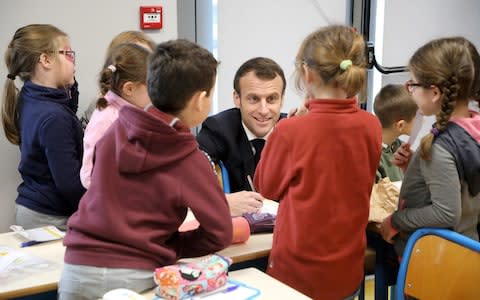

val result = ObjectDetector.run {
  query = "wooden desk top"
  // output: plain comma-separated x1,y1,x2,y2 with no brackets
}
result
142,267,311,299
0,232,273,299
0,232,65,299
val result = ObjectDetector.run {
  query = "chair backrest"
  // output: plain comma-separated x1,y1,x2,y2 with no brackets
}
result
395,228,480,300
214,161,230,193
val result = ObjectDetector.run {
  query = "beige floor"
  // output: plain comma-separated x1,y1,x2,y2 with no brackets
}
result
356,278,396,300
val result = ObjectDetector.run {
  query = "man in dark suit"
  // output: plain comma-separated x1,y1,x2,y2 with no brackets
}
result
197,57,286,216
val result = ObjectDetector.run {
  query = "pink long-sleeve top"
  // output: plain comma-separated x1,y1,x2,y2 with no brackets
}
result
80,91,135,188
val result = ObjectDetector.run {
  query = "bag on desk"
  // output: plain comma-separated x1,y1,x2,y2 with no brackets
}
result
242,212,276,233
369,177,400,223
154,254,232,300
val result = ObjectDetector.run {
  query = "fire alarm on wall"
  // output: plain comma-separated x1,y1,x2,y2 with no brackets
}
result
140,6,163,29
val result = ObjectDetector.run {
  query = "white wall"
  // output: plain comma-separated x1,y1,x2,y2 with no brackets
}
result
0,0,178,232
216,0,349,113
371,0,480,149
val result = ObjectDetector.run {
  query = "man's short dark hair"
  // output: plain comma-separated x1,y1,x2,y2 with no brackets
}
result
233,57,286,96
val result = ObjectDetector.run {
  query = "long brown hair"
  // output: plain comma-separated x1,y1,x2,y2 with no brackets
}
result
294,25,367,98
96,43,150,110
409,37,474,160
2,24,67,145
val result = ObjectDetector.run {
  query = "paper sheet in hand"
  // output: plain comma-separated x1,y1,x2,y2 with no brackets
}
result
407,110,424,145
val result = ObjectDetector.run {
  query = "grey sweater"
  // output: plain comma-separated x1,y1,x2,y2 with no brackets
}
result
392,143,480,255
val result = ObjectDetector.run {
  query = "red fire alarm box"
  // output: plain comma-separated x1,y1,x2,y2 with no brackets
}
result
140,6,163,29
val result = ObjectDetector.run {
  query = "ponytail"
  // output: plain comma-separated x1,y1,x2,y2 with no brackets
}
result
2,78,20,145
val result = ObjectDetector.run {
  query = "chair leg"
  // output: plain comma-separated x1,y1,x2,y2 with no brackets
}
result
374,262,388,300
358,278,366,300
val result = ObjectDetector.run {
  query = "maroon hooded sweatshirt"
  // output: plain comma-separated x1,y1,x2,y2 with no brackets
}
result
64,105,233,270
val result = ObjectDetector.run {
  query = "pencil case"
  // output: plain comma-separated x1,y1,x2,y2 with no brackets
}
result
242,212,276,233
154,254,232,300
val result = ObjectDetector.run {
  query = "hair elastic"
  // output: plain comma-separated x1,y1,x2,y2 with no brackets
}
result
430,127,440,137
339,59,353,71
6,73,16,80
107,65,116,73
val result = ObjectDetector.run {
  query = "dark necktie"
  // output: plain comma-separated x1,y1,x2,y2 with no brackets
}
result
251,138,265,166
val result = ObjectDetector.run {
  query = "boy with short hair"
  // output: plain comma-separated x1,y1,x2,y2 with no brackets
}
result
59,39,233,299
373,84,418,182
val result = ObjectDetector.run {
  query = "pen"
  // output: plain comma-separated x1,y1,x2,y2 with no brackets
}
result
21,240,42,248
247,175,256,192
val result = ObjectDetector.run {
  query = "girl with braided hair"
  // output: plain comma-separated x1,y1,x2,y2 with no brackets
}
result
380,37,480,256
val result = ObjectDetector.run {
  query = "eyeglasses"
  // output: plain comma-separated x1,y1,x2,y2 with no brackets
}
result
57,50,76,64
405,79,424,93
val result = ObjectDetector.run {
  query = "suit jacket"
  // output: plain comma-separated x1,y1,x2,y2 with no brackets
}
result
197,108,286,193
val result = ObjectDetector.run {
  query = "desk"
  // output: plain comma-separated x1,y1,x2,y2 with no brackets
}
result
141,267,311,299
0,232,273,299
0,232,64,299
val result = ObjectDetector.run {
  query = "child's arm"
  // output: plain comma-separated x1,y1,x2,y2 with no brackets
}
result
176,151,233,258
40,114,86,211
391,144,461,232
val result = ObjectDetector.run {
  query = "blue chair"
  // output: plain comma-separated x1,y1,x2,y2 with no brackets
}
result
218,161,230,193
395,228,480,300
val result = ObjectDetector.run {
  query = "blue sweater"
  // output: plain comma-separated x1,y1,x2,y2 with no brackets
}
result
16,81,85,216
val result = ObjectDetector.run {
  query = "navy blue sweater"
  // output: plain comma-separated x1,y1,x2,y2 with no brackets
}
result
16,81,85,216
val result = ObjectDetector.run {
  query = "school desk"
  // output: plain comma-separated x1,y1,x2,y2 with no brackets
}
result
141,267,312,299
0,231,273,299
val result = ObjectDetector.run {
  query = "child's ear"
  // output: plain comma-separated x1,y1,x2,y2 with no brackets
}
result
121,81,135,97
191,90,208,112
395,119,410,135
431,85,442,104
38,53,53,69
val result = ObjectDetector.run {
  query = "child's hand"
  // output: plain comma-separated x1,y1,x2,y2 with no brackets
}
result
392,143,412,171
380,215,398,244
287,104,308,118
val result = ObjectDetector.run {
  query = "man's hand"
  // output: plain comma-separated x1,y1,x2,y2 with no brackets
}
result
392,142,413,172
226,191,264,217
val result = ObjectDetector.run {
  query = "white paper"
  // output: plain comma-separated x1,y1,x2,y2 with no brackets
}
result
10,225,65,242
259,199,279,215
408,110,424,145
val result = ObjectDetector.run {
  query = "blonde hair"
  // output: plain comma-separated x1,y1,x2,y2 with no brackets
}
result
295,25,367,98
105,31,155,59
409,37,474,160
2,24,67,145
96,43,151,110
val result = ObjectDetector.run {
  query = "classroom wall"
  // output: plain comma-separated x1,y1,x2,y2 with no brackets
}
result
0,0,178,232
216,0,350,113
371,0,480,148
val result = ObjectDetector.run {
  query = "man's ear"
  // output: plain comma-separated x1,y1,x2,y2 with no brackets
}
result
233,91,240,108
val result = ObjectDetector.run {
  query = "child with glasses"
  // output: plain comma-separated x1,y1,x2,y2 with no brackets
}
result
80,43,152,188
254,25,382,299
1,24,85,230
380,37,480,257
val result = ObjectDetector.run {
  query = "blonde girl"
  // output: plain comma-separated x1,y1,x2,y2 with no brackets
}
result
2,24,85,229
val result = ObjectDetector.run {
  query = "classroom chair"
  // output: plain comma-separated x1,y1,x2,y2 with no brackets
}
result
395,227,480,300
214,161,230,193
